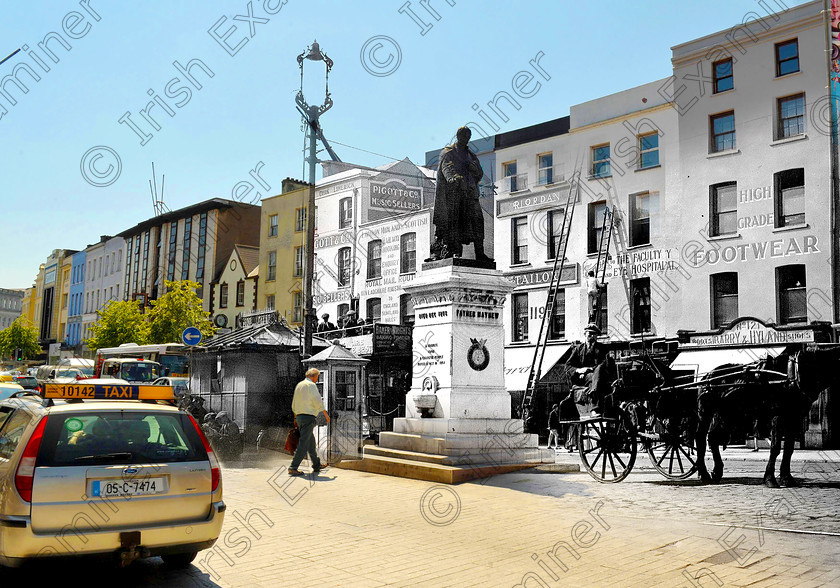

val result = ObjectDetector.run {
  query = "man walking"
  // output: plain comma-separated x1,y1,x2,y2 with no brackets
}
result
289,367,331,476
547,404,561,451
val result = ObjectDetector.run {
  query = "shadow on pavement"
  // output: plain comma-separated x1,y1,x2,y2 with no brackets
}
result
1,555,219,587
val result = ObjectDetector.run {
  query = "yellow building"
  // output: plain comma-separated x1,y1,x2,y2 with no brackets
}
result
30,249,76,345
19,286,36,325
258,179,310,328
57,257,72,344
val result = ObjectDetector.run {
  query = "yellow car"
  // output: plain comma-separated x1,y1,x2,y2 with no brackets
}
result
0,380,225,568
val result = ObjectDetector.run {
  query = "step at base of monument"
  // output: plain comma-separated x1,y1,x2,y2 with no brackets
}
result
378,431,539,455
365,445,555,466
334,452,539,484
393,417,524,435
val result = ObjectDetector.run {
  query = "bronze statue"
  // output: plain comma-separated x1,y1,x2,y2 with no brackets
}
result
429,127,492,261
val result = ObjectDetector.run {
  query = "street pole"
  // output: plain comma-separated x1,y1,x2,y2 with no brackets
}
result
295,40,334,358
303,116,318,357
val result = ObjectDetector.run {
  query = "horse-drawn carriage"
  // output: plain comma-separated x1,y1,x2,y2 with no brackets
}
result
555,345,835,487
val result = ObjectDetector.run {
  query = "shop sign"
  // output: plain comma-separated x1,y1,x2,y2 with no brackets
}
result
688,235,819,267
342,334,373,356
368,180,422,221
506,264,578,289
313,289,351,305
606,248,677,278
317,181,357,198
684,317,814,348
373,323,412,354
314,231,353,249
497,188,573,217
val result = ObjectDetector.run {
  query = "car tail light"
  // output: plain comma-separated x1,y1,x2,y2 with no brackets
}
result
188,414,220,492
15,416,48,503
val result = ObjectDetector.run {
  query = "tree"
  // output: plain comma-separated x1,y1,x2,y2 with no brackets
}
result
85,300,149,351
148,280,215,344
0,318,41,360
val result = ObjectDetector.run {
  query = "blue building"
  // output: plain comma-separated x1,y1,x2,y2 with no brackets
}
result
66,250,86,349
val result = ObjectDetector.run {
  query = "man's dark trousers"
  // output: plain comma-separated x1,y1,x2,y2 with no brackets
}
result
291,414,321,470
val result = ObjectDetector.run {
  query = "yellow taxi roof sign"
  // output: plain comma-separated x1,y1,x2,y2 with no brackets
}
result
43,383,176,401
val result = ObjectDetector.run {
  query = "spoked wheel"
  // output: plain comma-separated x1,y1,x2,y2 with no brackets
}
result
577,410,637,483
644,417,697,480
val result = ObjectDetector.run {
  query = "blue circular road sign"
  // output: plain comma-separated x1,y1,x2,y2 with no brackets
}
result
182,326,202,346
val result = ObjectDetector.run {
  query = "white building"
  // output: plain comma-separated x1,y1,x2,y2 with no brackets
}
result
312,159,436,326
494,0,837,400
81,236,125,345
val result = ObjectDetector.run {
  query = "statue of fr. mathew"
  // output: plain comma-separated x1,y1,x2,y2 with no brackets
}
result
428,127,493,262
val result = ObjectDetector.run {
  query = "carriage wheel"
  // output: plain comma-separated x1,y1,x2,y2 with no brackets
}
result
577,411,637,483
645,417,697,480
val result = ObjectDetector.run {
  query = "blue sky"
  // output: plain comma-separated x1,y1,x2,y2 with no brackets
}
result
0,0,811,288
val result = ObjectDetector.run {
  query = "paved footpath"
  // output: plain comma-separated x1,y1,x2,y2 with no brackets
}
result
4,451,839,587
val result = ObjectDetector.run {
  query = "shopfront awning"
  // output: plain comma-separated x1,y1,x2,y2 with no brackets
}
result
504,344,572,392
670,346,786,380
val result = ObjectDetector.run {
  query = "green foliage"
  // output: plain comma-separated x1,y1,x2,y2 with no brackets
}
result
147,280,215,344
0,318,41,359
85,300,149,351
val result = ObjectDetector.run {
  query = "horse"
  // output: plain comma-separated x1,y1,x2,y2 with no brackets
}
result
694,348,839,487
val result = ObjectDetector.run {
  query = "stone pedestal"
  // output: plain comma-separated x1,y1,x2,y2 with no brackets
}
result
378,260,553,467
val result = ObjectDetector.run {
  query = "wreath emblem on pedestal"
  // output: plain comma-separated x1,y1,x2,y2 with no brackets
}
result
467,338,490,371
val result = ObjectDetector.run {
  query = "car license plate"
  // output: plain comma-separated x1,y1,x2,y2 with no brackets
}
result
90,477,168,497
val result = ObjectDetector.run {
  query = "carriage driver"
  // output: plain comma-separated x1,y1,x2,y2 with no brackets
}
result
565,323,610,408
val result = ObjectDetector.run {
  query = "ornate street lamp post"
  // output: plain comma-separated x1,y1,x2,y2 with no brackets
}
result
296,40,334,357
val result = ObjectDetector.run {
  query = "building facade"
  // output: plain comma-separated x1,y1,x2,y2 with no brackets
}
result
31,249,76,346
66,250,86,350
118,199,260,312
210,244,259,330
258,179,310,327
0,288,25,330
311,159,436,327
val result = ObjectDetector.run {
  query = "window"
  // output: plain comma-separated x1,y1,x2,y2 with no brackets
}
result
591,144,610,178
630,192,650,247
775,39,799,77
511,217,528,264
0,410,31,460
220,283,228,308
367,297,381,323
338,247,351,287
775,168,805,227
339,197,352,229
639,133,659,169
548,289,565,341
267,251,276,281
631,278,651,334
588,202,607,254
293,291,303,323
266,294,275,310
196,213,207,282
711,273,738,329
295,208,306,232
710,112,735,152
367,240,382,279
777,94,805,139
503,161,518,192
268,214,278,237
181,218,192,280
713,58,733,93
400,294,414,326
547,209,565,260
400,232,416,274
512,293,528,342
711,183,737,236
236,281,245,307
538,153,553,185
777,265,806,324
335,371,356,411
338,303,349,321
294,246,304,278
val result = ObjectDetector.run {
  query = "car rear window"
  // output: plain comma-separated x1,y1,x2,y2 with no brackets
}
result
38,411,207,467
15,377,38,388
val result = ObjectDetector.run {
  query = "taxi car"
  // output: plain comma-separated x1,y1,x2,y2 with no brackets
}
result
0,379,225,567
0,383,25,401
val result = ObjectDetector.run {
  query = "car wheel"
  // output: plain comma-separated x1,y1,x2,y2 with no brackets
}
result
161,551,198,567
